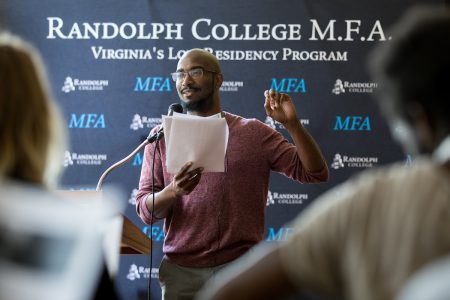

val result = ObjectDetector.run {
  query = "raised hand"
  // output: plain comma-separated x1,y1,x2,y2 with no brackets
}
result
264,89,299,129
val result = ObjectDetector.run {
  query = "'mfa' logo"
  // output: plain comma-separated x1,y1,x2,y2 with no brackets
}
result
142,225,165,241
132,153,143,166
270,78,306,93
266,227,292,241
334,116,371,131
134,77,171,92
69,113,106,128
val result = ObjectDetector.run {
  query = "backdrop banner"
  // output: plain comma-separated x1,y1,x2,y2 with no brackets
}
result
3,0,444,299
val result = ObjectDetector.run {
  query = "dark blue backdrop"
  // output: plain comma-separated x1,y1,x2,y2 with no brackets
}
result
3,0,445,299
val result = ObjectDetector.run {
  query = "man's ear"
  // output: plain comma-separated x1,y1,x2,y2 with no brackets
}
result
215,73,224,89
408,102,436,152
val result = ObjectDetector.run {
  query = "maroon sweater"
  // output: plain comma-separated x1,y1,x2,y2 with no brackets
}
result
136,111,328,267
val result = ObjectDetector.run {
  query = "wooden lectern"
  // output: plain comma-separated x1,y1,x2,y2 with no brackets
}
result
120,216,151,254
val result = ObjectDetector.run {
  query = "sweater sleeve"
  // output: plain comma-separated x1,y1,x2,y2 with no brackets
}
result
135,127,166,224
257,120,328,183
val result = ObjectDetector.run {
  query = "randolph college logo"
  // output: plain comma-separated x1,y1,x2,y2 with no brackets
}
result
332,78,377,95
130,114,161,131
126,264,158,281
265,117,309,130
220,81,244,92
64,151,107,167
331,153,379,169
266,190,308,206
62,76,108,93
332,79,345,95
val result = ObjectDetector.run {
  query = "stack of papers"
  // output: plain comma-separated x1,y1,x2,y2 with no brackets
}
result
163,112,229,173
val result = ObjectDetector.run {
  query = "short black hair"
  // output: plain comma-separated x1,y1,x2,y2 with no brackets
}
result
370,6,450,132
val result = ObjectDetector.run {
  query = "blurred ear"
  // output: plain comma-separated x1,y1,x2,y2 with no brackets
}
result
215,73,224,89
408,102,435,153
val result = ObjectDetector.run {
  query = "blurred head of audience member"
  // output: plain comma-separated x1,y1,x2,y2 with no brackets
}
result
0,33,109,300
0,32,66,188
196,5,450,300
369,5,450,159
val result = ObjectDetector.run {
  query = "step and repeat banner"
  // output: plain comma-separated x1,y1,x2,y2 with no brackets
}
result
4,0,444,299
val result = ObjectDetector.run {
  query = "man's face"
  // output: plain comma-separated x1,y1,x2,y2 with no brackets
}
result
175,53,217,112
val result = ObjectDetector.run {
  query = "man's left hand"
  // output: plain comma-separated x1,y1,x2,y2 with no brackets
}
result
264,89,299,129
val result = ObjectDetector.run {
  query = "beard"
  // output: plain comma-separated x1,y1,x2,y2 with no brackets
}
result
182,89,215,113
181,77,216,113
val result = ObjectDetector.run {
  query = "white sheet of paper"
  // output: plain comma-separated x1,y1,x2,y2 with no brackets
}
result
162,112,222,151
163,113,228,173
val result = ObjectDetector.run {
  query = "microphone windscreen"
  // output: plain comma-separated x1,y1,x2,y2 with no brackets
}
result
167,103,183,116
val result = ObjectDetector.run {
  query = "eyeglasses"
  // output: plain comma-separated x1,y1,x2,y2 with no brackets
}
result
171,68,218,82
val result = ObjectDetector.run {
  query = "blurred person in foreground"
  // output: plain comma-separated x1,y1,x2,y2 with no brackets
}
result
0,32,65,188
0,32,112,300
196,5,450,300
396,253,450,300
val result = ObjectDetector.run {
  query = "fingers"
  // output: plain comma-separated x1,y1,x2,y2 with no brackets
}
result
174,161,194,180
178,167,203,187
264,97,272,116
264,89,284,110
179,171,202,192
172,163,204,196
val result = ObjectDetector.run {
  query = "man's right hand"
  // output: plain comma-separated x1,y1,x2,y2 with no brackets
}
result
169,161,204,198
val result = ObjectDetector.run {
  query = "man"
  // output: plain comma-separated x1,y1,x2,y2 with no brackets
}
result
196,6,450,300
135,48,329,299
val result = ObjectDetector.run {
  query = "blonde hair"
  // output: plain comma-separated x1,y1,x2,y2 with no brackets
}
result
0,33,66,188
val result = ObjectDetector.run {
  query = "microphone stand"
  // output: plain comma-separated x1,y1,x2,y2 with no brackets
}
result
96,141,147,191
96,103,182,191
95,103,183,192
96,131,162,191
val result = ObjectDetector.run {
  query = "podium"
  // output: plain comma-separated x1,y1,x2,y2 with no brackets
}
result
55,191,151,260
120,216,152,254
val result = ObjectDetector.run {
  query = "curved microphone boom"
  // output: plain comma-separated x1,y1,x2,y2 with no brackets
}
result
96,103,183,191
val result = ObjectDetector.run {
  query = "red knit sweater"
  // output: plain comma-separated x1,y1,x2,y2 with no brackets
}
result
136,111,328,267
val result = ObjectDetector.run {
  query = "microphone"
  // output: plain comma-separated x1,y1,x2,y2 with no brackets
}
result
146,103,183,143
